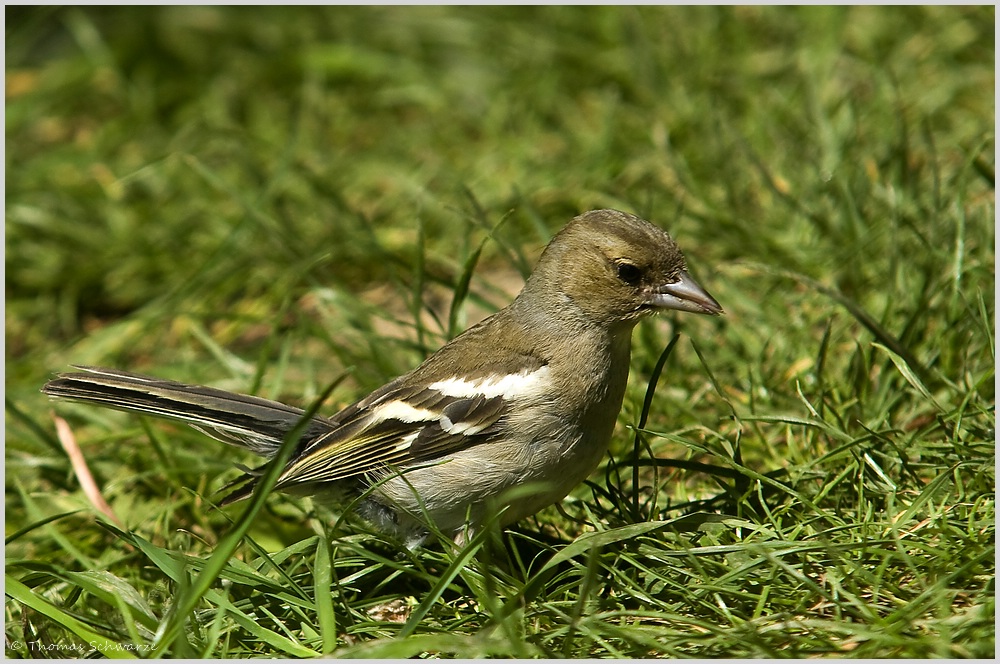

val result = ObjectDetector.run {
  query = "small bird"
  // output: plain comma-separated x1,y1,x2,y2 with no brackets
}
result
43,209,722,547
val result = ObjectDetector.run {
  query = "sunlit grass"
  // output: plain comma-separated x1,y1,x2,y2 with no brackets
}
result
6,6,994,658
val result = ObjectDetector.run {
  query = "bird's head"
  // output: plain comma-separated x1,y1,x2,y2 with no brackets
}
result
520,209,723,330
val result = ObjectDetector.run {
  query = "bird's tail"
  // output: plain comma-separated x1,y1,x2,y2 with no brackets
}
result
41,366,338,458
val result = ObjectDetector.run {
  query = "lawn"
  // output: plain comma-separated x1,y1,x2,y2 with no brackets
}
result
5,6,994,658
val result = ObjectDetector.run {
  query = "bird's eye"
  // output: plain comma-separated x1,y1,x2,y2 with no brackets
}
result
615,261,643,286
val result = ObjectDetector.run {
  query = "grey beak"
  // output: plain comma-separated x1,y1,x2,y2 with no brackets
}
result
648,270,723,316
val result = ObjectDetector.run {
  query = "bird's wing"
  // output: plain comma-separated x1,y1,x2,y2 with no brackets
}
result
272,382,510,489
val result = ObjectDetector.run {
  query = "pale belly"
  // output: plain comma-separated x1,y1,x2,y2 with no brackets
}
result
369,405,619,541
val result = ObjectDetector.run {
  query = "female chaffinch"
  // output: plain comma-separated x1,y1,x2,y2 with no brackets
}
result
43,209,722,547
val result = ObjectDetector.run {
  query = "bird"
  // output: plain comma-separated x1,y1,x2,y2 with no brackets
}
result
42,209,722,548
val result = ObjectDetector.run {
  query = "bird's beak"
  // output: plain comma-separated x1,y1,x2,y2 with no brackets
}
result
648,270,724,316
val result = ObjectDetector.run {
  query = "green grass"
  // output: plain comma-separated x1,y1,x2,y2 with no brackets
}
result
5,6,994,658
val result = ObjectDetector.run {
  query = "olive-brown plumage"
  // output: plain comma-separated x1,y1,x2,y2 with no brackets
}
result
43,209,721,547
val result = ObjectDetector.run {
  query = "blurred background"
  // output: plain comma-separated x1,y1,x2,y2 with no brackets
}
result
7,7,993,385
5,6,994,658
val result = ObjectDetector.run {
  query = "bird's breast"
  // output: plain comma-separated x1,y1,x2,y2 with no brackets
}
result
368,328,635,537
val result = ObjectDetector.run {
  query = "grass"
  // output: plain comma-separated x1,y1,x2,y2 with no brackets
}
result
5,6,994,658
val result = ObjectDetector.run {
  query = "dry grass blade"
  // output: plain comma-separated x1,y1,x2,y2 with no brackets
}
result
52,413,123,527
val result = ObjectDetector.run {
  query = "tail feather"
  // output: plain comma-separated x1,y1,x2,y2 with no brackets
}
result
217,469,263,506
41,366,338,457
